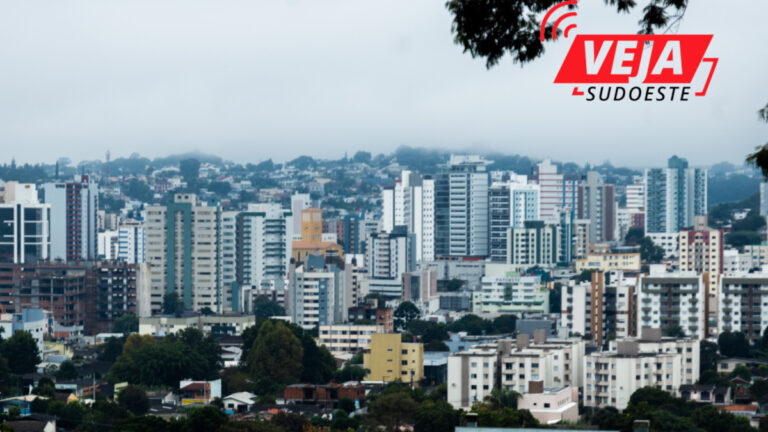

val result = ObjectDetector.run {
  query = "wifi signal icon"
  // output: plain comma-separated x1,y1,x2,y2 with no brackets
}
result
540,0,579,43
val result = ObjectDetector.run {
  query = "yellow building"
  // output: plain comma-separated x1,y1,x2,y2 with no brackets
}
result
292,240,343,262
301,208,323,242
364,333,424,385
575,252,641,272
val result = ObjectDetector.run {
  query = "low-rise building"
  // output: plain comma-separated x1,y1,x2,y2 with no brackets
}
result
473,264,548,315
318,324,384,355
583,340,683,410
517,382,579,425
139,314,257,337
447,331,585,410
607,327,700,385
363,333,423,385
574,252,641,273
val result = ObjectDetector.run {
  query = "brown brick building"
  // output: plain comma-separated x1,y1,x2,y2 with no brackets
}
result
0,260,139,335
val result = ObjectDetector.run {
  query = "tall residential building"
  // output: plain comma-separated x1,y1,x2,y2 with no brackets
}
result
507,221,559,268
236,204,293,292
718,273,768,343
41,175,98,261
0,260,143,335
97,230,118,259
577,171,616,243
761,183,768,218
535,160,578,222
637,267,707,340
117,220,146,264
301,208,323,242
0,183,50,264
381,171,436,262
291,193,311,238
288,254,352,329
364,227,416,298
644,156,707,234
626,177,645,213
488,177,540,262
678,216,723,326
434,155,490,258
555,210,590,264
145,194,237,314
561,271,637,345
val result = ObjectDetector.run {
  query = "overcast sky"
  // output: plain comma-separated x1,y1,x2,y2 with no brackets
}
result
0,1,766,168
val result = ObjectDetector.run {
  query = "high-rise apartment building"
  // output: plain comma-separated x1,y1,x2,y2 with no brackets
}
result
145,194,237,314
301,208,323,242
364,227,415,298
434,155,490,258
718,273,768,343
488,177,540,262
0,183,50,264
678,216,723,327
381,171,436,262
507,220,559,268
561,271,637,346
287,254,352,329
236,203,293,291
291,193,311,238
577,171,616,243
645,156,707,234
625,177,645,213
637,267,707,340
117,220,146,264
41,175,98,261
535,160,578,222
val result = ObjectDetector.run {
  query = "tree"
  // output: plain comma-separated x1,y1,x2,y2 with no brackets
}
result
718,331,750,358
113,314,139,335
56,360,78,379
115,416,170,432
299,333,336,384
663,324,685,338
168,327,222,379
394,301,421,332
351,151,372,164
625,227,644,245
446,0,688,68
118,385,149,415
447,314,492,335
483,387,522,410
367,392,418,432
338,397,356,414
334,366,368,382
493,315,517,334
184,406,229,432
747,104,768,178
414,400,458,432
445,278,464,292
640,237,666,263
163,291,183,316
730,365,752,381
246,320,303,393
0,330,41,375
253,295,285,319
99,336,127,363
700,340,719,373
